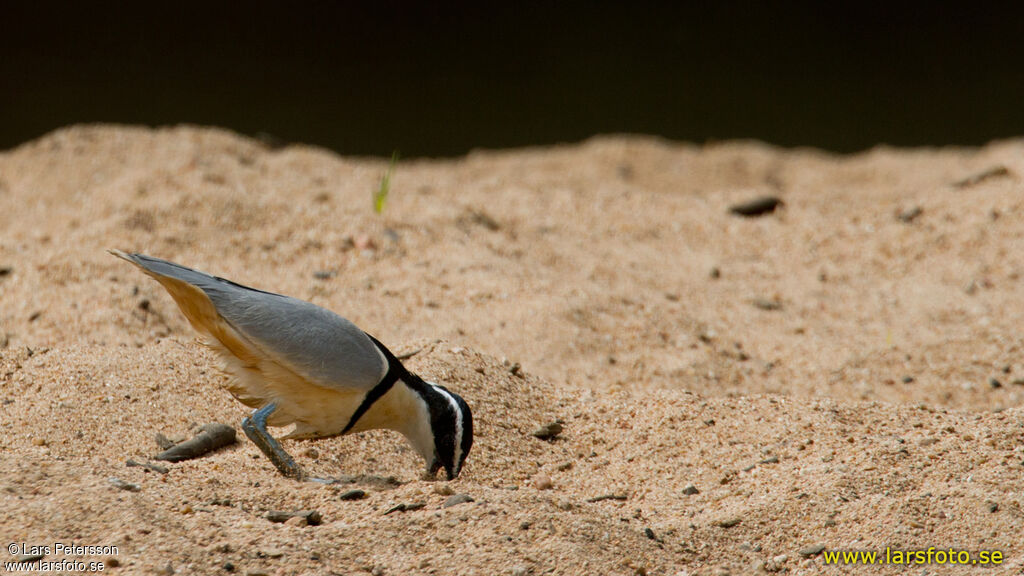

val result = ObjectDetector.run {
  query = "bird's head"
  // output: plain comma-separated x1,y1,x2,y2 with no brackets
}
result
422,382,473,480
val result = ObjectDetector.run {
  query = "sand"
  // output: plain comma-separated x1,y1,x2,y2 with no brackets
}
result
1,125,1023,575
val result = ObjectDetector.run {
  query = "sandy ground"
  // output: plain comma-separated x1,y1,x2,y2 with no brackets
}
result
2,125,1024,575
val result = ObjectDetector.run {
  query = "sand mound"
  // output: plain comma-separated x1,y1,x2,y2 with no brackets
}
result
2,126,1024,574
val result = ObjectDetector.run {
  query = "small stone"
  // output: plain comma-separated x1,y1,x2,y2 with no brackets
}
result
383,502,425,515
953,165,1010,188
511,565,531,576
897,206,923,223
752,298,783,311
902,375,915,383
339,489,367,501
285,515,308,527
354,234,376,251
222,562,235,572
919,437,939,446
729,196,783,217
0,266,12,277
586,493,628,503
265,509,322,525
709,267,721,279
990,378,1002,389
32,437,47,446
312,270,335,280
987,501,999,513
443,494,475,508
245,570,269,576
759,455,780,464
126,458,169,474
433,484,455,496
531,422,563,440
108,477,141,492
715,517,741,528
533,474,553,490
799,544,825,557
644,527,657,540
371,566,385,576
259,548,284,559
303,447,320,459
681,484,700,495
106,557,120,567
157,564,175,575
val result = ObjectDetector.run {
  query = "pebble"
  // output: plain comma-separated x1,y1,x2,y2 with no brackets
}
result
897,206,923,223
0,266,11,277
383,502,425,515
989,378,1002,389
259,548,284,559
587,493,628,503
987,501,999,513
511,565,531,576
715,517,742,528
285,516,308,527
353,234,376,251
799,544,825,557
338,489,367,501
265,510,322,525
303,447,320,459
126,458,169,474
442,494,475,508
433,484,454,496
760,455,780,464
729,196,783,217
533,474,553,490
312,270,335,280
532,422,563,440
681,484,700,495
108,477,141,492
751,298,783,311
157,564,175,575
953,165,1010,188
902,375,915,383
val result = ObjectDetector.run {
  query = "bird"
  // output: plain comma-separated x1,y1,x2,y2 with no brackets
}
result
109,250,473,481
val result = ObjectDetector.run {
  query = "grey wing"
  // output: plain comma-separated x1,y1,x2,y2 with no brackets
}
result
124,253,388,392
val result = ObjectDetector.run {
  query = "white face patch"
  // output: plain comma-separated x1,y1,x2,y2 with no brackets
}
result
429,382,464,475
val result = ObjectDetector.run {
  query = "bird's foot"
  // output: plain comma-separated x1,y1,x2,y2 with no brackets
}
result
241,403,305,481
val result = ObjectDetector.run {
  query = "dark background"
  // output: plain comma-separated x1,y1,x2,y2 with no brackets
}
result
3,3,1024,157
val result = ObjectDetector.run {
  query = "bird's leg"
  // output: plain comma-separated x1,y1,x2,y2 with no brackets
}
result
241,403,305,480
